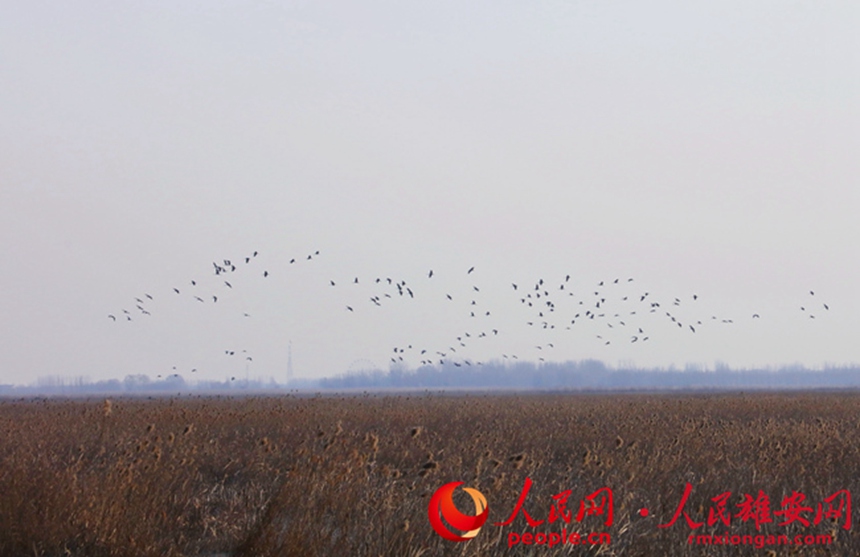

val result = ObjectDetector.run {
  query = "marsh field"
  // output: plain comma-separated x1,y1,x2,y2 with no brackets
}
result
1,392,858,556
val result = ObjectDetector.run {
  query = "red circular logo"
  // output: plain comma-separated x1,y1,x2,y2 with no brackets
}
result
428,481,489,541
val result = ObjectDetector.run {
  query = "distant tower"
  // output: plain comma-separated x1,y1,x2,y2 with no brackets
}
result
287,340,293,383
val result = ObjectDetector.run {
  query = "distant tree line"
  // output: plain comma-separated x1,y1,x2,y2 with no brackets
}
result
4,361,860,395
317,360,860,391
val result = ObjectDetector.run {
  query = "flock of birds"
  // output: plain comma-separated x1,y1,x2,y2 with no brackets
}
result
108,249,833,376
107,249,316,379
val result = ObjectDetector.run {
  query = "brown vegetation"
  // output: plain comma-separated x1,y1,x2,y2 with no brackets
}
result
0,392,858,556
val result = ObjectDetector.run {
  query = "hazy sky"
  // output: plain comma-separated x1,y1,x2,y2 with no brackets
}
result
2,1,859,385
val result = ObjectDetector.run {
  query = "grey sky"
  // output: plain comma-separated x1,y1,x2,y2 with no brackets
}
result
2,2,858,384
